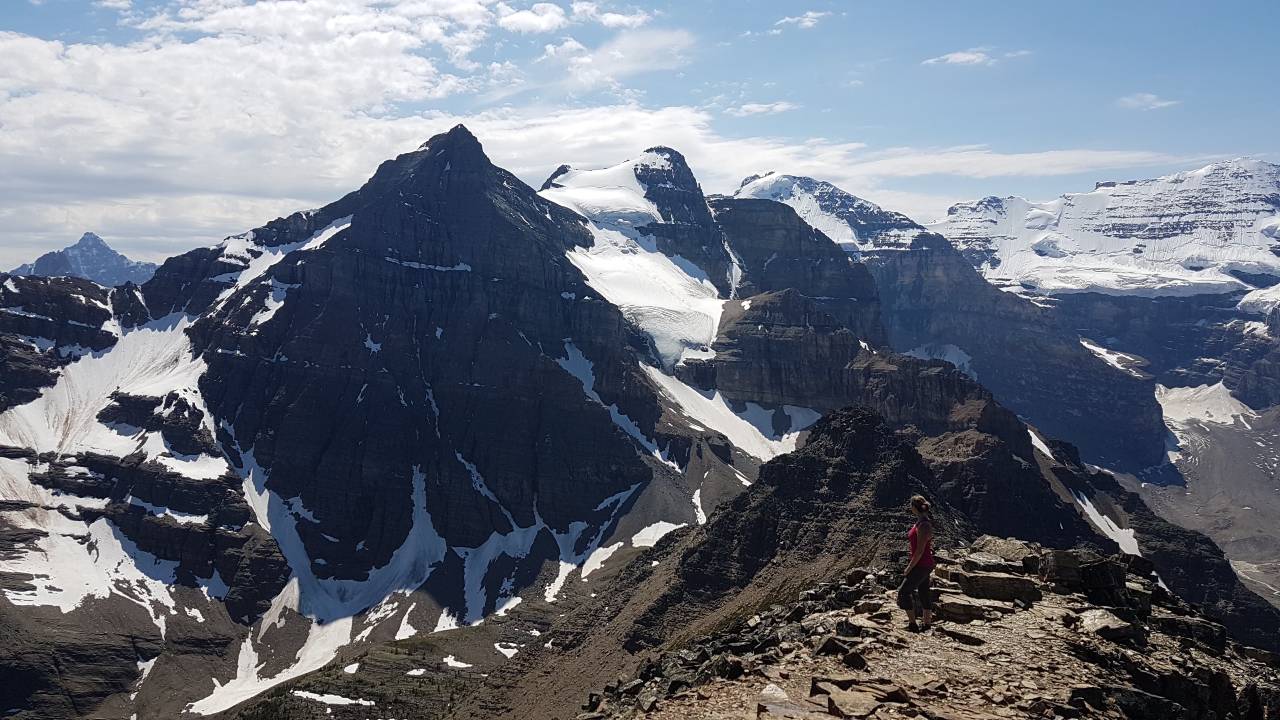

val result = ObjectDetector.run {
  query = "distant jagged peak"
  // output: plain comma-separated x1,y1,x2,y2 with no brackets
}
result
9,231,156,287
733,172,925,252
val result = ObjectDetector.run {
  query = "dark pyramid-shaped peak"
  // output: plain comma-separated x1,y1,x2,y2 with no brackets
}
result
355,123,501,205
415,123,488,167
73,232,109,249
418,123,481,151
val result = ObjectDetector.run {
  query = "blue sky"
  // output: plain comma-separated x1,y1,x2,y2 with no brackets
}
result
2,0,1276,266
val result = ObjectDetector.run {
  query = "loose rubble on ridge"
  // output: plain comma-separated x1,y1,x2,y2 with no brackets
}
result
579,536,1280,720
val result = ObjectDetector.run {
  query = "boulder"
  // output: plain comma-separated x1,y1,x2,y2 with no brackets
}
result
970,536,1041,572
1150,614,1227,652
756,683,828,719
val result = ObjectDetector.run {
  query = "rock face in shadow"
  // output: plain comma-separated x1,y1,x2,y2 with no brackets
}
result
634,147,737,296
710,197,885,346
680,289,1029,455
864,232,1166,472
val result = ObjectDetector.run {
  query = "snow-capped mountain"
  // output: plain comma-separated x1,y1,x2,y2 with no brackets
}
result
11,232,158,287
932,159,1280,302
924,158,1280,408
735,172,923,254
2,130,1277,720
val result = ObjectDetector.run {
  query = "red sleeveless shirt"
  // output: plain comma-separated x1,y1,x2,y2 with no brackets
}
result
909,519,935,570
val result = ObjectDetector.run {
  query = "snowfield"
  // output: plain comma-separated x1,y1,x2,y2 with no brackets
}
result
541,151,726,369
931,159,1280,302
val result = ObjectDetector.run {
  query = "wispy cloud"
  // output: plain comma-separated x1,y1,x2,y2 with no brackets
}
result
1117,93,1180,111
726,101,800,117
774,11,830,30
545,29,695,91
922,47,1030,66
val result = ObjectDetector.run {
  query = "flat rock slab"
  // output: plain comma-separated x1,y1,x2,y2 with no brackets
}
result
934,593,1012,623
947,568,1043,604
1079,608,1141,642
822,687,880,718
756,683,829,719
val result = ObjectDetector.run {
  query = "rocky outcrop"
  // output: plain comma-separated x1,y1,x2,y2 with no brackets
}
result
633,147,736,295
0,273,129,411
578,536,1280,720
679,290,1030,456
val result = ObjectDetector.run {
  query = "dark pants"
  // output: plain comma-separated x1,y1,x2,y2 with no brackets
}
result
897,564,934,614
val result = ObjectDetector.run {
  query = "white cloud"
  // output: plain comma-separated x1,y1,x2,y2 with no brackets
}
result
94,0,132,9
774,11,829,30
496,2,570,34
538,36,587,61
726,101,799,117
570,1,650,29
0,6,1192,268
1117,92,1180,111
921,47,1029,67
923,48,996,66
0,84,1189,268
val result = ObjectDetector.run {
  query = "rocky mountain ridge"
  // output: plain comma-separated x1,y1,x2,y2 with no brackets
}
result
583,534,1280,720
413,406,1280,720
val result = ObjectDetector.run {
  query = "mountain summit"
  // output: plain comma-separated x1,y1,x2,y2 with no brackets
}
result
11,232,157,286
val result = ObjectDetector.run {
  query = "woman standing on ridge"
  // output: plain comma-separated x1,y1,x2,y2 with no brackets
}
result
898,495,935,631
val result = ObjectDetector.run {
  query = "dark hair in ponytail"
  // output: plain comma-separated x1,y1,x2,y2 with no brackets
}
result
910,494,932,518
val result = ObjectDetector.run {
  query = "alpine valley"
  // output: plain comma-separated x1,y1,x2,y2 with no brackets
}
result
2,129,1279,720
